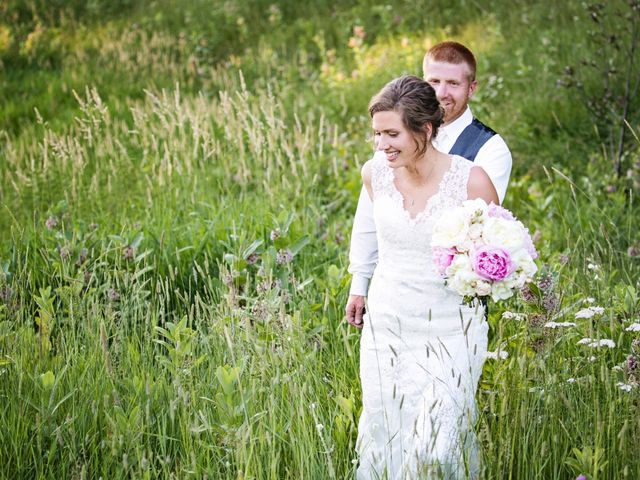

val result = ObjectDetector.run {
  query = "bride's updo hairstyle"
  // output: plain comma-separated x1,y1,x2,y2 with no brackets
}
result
368,75,444,159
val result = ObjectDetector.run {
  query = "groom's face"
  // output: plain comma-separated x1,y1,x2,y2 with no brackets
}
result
423,59,477,126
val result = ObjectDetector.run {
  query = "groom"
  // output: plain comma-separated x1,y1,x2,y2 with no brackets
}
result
346,41,512,328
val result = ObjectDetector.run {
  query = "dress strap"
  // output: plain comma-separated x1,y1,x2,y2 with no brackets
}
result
440,155,473,205
370,154,394,200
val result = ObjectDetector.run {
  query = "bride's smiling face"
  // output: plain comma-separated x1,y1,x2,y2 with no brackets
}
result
372,110,421,169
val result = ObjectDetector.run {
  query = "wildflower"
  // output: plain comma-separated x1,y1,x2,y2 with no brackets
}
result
542,294,559,313
544,321,576,328
77,248,89,265
575,306,605,319
486,350,509,360
628,246,639,258
627,355,638,375
567,378,577,383
521,285,536,303
276,249,293,265
123,245,135,261
256,279,271,294
107,289,120,302
59,246,71,261
529,313,545,327
605,185,617,193
45,216,59,230
502,311,526,321
584,297,595,303
246,253,259,265
316,423,324,432
335,232,345,244
587,262,600,270
616,382,633,392
353,25,366,39
537,272,554,292
0,286,12,304
577,338,616,348
270,228,281,241
558,254,569,265
251,301,269,322
576,475,588,480
625,323,640,332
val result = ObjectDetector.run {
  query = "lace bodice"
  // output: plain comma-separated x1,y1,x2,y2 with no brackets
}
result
369,154,473,272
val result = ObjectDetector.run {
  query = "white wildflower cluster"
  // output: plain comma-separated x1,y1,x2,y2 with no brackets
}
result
624,323,640,332
486,350,509,360
575,306,605,319
502,311,526,321
543,321,576,329
577,338,616,348
616,382,634,392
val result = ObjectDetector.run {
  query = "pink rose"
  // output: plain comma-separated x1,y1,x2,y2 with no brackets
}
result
473,245,515,281
432,247,456,275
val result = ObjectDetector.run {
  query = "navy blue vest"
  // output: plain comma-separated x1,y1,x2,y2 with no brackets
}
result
448,118,496,315
447,118,496,161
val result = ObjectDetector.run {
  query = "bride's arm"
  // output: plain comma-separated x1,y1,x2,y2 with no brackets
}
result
361,160,373,200
467,165,499,205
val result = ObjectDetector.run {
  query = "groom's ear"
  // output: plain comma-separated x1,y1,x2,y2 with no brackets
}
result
468,79,478,98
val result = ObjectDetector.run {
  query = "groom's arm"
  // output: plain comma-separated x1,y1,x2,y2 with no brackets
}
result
474,134,512,204
348,186,378,295
346,185,378,328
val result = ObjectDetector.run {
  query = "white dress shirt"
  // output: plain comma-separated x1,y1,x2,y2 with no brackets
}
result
347,106,512,296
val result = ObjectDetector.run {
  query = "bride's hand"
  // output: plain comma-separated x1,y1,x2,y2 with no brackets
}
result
346,295,366,329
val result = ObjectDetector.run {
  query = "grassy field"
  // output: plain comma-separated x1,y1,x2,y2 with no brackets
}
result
1,0,639,478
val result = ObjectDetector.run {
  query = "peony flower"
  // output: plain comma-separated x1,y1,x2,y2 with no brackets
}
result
431,208,469,248
481,217,525,251
432,247,456,275
473,246,515,281
490,281,514,301
487,203,516,221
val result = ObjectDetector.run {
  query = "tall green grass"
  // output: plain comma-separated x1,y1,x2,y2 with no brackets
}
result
1,0,639,478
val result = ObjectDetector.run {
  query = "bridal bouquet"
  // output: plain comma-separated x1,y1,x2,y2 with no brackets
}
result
431,199,538,302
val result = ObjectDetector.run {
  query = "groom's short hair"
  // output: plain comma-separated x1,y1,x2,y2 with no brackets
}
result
424,41,477,81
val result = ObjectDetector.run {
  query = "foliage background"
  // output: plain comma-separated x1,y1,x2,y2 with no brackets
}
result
1,0,639,478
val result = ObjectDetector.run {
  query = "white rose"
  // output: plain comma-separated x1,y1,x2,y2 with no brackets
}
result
432,208,469,248
476,280,492,297
468,222,484,241
482,217,525,251
510,248,538,280
461,198,489,219
446,255,478,296
491,281,514,301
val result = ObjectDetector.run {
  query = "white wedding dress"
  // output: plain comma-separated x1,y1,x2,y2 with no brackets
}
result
356,154,488,480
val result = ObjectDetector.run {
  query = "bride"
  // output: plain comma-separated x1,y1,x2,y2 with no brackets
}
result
350,75,498,479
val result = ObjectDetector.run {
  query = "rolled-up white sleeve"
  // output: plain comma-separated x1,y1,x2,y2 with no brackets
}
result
348,186,378,296
474,134,512,203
